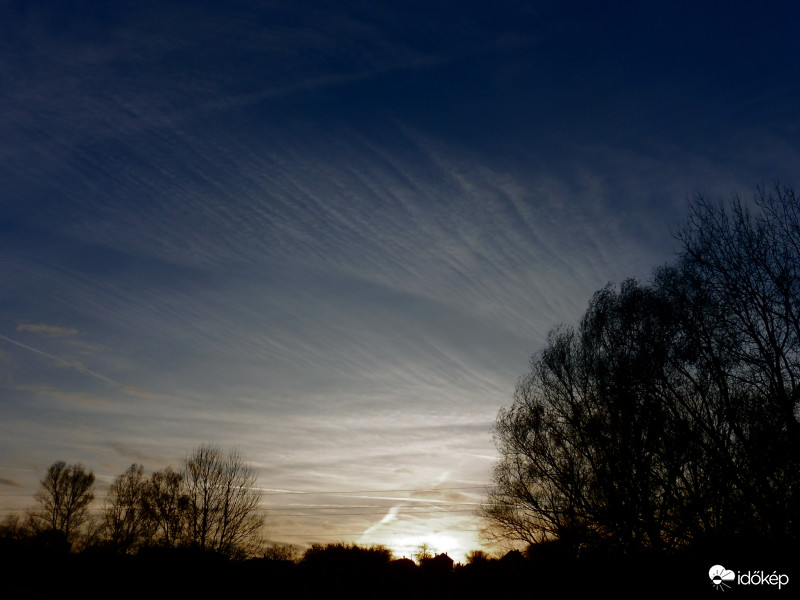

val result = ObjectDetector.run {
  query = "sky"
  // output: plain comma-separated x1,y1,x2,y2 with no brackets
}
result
1,1,800,561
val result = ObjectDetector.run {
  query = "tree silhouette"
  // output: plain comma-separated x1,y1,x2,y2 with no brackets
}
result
142,465,189,548
413,542,434,563
299,542,394,597
482,281,682,553
663,185,800,539
483,186,800,553
183,444,264,557
465,549,492,565
104,463,151,553
263,543,299,562
33,460,95,546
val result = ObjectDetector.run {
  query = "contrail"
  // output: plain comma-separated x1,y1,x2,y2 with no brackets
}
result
361,505,400,537
0,333,119,386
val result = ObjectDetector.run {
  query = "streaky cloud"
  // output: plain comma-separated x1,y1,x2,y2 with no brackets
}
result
0,334,118,386
17,323,79,338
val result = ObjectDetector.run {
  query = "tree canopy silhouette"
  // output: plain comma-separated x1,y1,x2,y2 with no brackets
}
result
183,444,264,557
104,463,151,554
142,465,190,548
482,186,800,554
18,446,266,558
33,460,95,547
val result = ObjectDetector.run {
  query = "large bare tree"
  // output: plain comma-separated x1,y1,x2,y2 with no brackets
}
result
104,463,151,553
482,281,683,553
183,444,264,557
668,186,800,538
142,465,189,548
34,460,95,545
483,186,800,553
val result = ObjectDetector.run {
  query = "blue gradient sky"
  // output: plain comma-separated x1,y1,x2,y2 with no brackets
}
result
2,1,799,559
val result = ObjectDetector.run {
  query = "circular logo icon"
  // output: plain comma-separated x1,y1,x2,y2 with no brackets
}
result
709,565,735,590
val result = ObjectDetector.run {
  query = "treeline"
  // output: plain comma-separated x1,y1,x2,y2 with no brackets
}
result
4,470,543,600
0,533,761,597
483,186,800,557
0,444,264,558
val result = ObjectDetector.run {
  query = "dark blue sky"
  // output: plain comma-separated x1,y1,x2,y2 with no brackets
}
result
2,1,799,558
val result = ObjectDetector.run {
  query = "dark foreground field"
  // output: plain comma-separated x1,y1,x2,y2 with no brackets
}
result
2,537,796,599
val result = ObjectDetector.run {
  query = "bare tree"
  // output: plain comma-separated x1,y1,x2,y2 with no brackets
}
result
669,185,800,538
0,513,38,541
483,186,800,553
413,542,434,563
34,460,95,546
464,549,492,565
142,466,189,548
183,444,264,557
104,463,151,553
263,543,299,562
482,281,683,553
